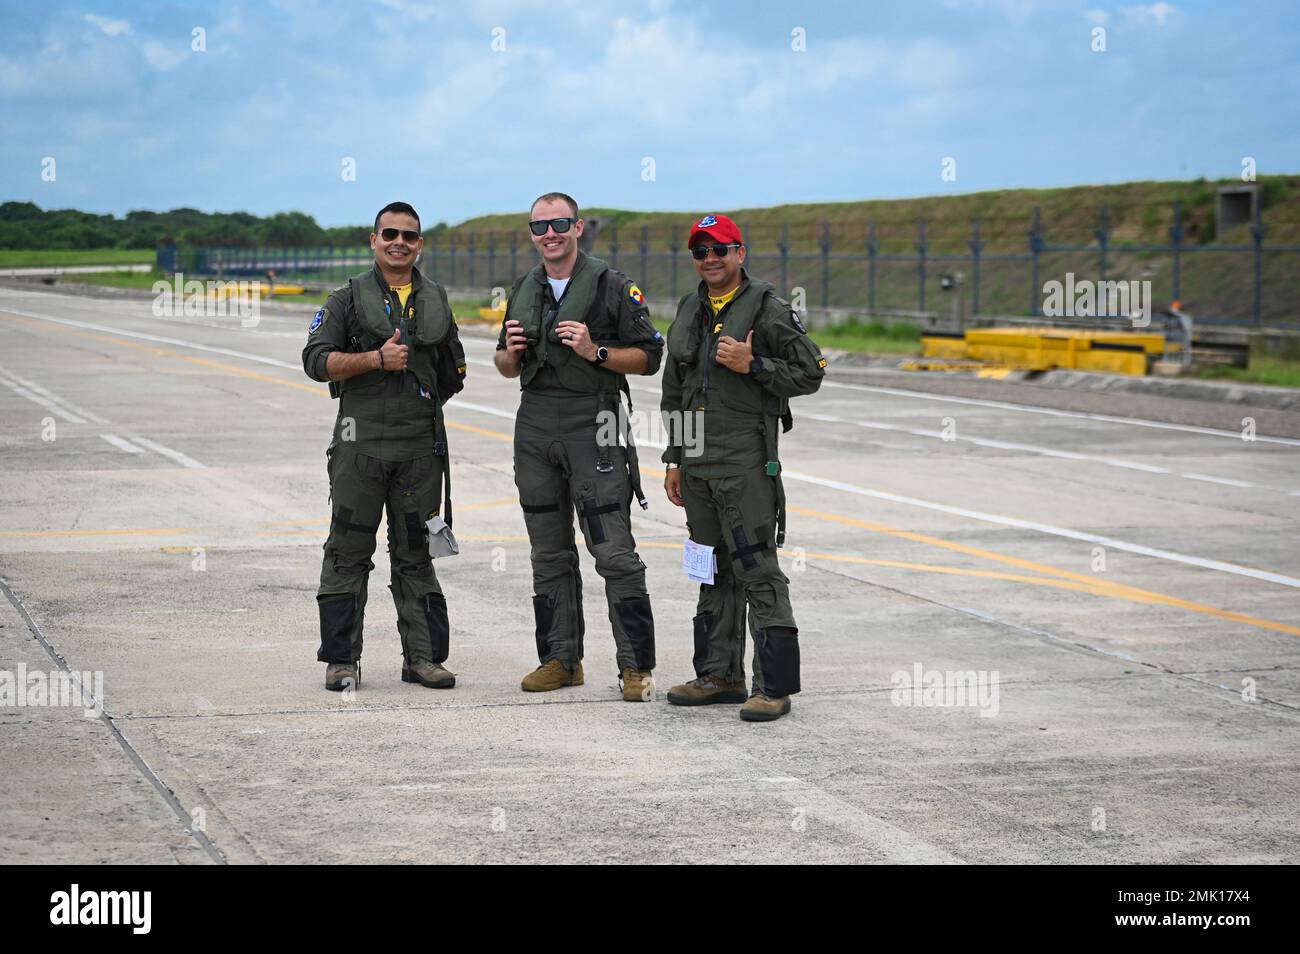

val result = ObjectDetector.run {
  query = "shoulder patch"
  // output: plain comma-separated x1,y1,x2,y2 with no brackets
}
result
628,283,644,306
308,308,325,335
791,311,807,334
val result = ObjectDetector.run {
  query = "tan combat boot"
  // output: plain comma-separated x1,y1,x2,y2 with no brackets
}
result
620,667,655,702
739,691,791,722
402,660,456,689
521,659,584,692
666,674,749,706
325,661,359,692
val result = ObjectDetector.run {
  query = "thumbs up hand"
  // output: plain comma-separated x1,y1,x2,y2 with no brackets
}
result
380,329,409,371
715,330,754,373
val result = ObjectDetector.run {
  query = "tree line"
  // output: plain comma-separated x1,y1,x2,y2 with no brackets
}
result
0,202,448,250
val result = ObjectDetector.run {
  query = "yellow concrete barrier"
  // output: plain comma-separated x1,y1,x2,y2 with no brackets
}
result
920,327,1171,376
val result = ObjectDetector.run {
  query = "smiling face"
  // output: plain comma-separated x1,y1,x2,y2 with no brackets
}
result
371,211,424,274
529,197,583,270
691,237,745,293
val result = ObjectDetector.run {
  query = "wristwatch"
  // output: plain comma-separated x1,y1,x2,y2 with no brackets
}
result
748,356,765,376
594,345,609,364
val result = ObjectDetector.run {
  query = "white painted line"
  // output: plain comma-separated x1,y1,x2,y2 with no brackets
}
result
818,379,1300,447
1101,460,1171,474
448,399,1300,590
129,435,206,469
1182,473,1255,488
804,409,1292,494
0,364,110,424
100,434,143,454
0,307,300,370
0,372,87,423
781,468,1300,590
453,399,519,423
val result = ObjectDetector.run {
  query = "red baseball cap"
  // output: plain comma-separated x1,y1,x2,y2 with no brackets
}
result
688,213,742,248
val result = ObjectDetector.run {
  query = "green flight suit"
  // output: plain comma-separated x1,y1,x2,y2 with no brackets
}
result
302,265,467,668
496,252,663,674
660,269,825,695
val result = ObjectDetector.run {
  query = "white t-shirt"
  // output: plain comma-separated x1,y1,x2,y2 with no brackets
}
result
547,276,570,301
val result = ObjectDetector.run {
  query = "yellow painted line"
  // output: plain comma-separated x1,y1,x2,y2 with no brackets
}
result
11,310,1296,637
787,503,1300,638
638,540,1130,597
255,497,519,528
0,526,199,538
447,420,511,442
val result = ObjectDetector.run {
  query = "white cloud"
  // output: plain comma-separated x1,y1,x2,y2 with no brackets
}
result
1121,3,1177,27
140,40,189,71
84,13,132,37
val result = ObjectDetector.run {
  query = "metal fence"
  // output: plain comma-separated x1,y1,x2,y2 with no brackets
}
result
158,200,1300,327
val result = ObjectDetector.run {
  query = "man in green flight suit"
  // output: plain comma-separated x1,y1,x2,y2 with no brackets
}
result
302,201,467,692
494,192,663,701
661,214,826,722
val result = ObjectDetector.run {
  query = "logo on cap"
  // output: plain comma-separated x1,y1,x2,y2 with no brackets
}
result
697,215,718,228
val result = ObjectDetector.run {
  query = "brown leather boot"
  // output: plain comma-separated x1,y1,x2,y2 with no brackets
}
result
325,661,359,692
666,674,748,706
402,660,456,689
620,668,655,702
521,659,584,692
739,691,791,722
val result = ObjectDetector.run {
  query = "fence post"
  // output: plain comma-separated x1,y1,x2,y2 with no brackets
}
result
1168,200,1183,303
467,233,477,289
1096,203,1110,285
449,234,457,287
609,227,619,271
969,217,983,316
867,220,877,315
669,226,679,299
820,221,831,308
510,232,518,283
640,226,649,285
1251,199,1264,327
915,219,928,313
779,223,789,295
1028,206,1044,316
487,231,497,290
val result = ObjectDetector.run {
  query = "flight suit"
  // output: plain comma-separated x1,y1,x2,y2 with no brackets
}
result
660,269,826,695
302,265,466,670
497,252,663,675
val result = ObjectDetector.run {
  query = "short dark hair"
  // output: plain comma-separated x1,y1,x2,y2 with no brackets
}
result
374,201,421,233
531,192,579,219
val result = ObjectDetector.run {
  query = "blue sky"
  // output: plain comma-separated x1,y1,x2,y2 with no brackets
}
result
1,0,1296,226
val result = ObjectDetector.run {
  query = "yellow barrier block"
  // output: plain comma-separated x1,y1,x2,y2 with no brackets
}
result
921,336,969,359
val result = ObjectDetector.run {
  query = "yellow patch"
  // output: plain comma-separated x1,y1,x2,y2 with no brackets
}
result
818,358,827,368
713,322,723,333
628,284,644,305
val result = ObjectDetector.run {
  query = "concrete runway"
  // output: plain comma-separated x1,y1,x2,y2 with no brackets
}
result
2,283,1298,864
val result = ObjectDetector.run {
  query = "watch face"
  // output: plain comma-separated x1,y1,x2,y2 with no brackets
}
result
597,346,609,362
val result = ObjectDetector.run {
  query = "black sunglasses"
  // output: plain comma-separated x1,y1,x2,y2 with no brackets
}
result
529,217,576,237
379,228,421,242
691,242,741,260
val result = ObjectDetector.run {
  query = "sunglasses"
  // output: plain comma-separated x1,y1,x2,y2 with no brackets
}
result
690,242,741,260
379,228,421,242
529,217,576,236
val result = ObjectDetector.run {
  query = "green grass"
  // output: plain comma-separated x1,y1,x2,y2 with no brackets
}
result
1192,354,1300,388
61,268,170,290
648,316,921,355
0,249,155,268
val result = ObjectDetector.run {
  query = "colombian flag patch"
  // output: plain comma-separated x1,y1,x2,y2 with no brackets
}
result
628,284,644,306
